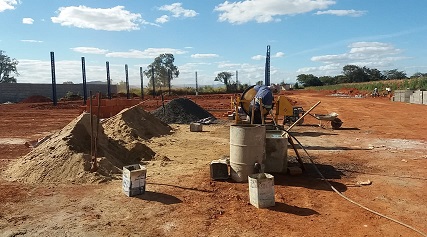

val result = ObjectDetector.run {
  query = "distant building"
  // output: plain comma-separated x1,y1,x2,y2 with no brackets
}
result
281,84,293,91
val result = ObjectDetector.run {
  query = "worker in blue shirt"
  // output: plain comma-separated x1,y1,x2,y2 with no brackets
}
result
249,85,275,124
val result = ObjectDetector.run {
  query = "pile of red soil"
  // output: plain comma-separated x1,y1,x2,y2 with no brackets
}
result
21,95,52,103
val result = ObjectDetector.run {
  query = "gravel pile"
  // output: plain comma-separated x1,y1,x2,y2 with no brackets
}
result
151,98,215,124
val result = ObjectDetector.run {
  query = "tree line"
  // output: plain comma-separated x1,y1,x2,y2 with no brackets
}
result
296,65,427,88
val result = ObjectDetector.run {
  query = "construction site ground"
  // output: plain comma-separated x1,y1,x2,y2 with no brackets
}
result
0,90,426,237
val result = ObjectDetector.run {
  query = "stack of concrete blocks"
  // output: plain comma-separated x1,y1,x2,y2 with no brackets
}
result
392,90,413,103
410,90,423,104
424,91,427,105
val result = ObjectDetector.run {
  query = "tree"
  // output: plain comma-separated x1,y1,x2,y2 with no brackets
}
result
319,76,336,86
364,67,385,81
143,54,179,90
0,50,19,83
214,71,233,92
342,65,369,83
333,74,349,84
296,74,323,87
383,69,407,80
410,72,427,78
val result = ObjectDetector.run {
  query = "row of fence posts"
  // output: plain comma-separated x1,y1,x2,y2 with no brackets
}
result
49,52,173,106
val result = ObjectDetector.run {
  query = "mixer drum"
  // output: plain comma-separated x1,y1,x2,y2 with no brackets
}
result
240,85,270,116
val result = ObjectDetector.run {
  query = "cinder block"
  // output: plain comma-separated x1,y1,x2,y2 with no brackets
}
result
423,91,427,105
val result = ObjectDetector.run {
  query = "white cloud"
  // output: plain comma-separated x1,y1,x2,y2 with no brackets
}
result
179,62,211,70
191,54,219,59
214,0,335,24
156,15,169,24
251,55,265,60
298,41,406,76
22,18,34,24
51,5,143,31
20,39,42,43
158,3,198,18
315,9,367,17
348,42,399,54
0,0,19,12
106,48,187,59
252,51,284,60
71,47,109,55
273,52,285,58
217,62,242,69
311,41,402,63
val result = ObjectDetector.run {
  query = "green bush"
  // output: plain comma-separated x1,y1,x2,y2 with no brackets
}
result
308,77,427,92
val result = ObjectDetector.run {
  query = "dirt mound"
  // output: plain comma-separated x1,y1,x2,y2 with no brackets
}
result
21,95,52,103
103,104,172,143
4,106,171,184
151,98,215,124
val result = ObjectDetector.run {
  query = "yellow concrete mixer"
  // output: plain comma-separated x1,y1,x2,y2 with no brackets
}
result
231,85,294,125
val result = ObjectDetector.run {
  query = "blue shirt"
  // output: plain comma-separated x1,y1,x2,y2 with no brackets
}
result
251,85,273,109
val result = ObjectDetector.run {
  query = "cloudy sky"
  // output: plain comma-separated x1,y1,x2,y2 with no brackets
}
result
1,0,426,86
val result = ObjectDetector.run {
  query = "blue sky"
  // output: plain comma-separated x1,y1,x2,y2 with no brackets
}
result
1,0,427,87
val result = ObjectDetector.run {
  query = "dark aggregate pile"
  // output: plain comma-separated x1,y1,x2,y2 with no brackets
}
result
151,98,215,124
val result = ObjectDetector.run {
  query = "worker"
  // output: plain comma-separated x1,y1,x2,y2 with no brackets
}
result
249,84,275,124
373,87,379,97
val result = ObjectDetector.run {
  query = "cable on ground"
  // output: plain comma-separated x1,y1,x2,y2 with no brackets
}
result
280,128,427,237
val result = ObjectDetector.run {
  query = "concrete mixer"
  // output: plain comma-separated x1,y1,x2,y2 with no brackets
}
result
231,85,294,126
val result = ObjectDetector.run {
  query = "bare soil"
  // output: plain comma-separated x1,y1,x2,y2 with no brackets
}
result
0,91,426,237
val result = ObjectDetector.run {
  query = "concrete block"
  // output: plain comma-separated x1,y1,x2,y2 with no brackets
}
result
412,90,423,104
423,91,427,105
393,91,402,102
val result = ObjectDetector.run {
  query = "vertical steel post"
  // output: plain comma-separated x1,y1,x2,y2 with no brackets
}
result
195,71,198,96
265,45,271,86
106,61,111,99
151,67,155,98
140,67,144,100
125,64,129,99
236,70,239,92
168,69,172,95
81,57,87,105
50,52,57,106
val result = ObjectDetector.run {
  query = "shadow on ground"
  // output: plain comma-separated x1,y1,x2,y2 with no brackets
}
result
289,131,338,137
134,191,182,205
268,202,319,216
273,163,348,192
149,182,213,193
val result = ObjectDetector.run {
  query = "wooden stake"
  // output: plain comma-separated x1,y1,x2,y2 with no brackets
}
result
89,91,95,171
251,98,255,124
260,98,264,125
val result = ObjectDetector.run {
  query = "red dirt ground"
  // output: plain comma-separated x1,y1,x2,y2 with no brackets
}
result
0,90,426,237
